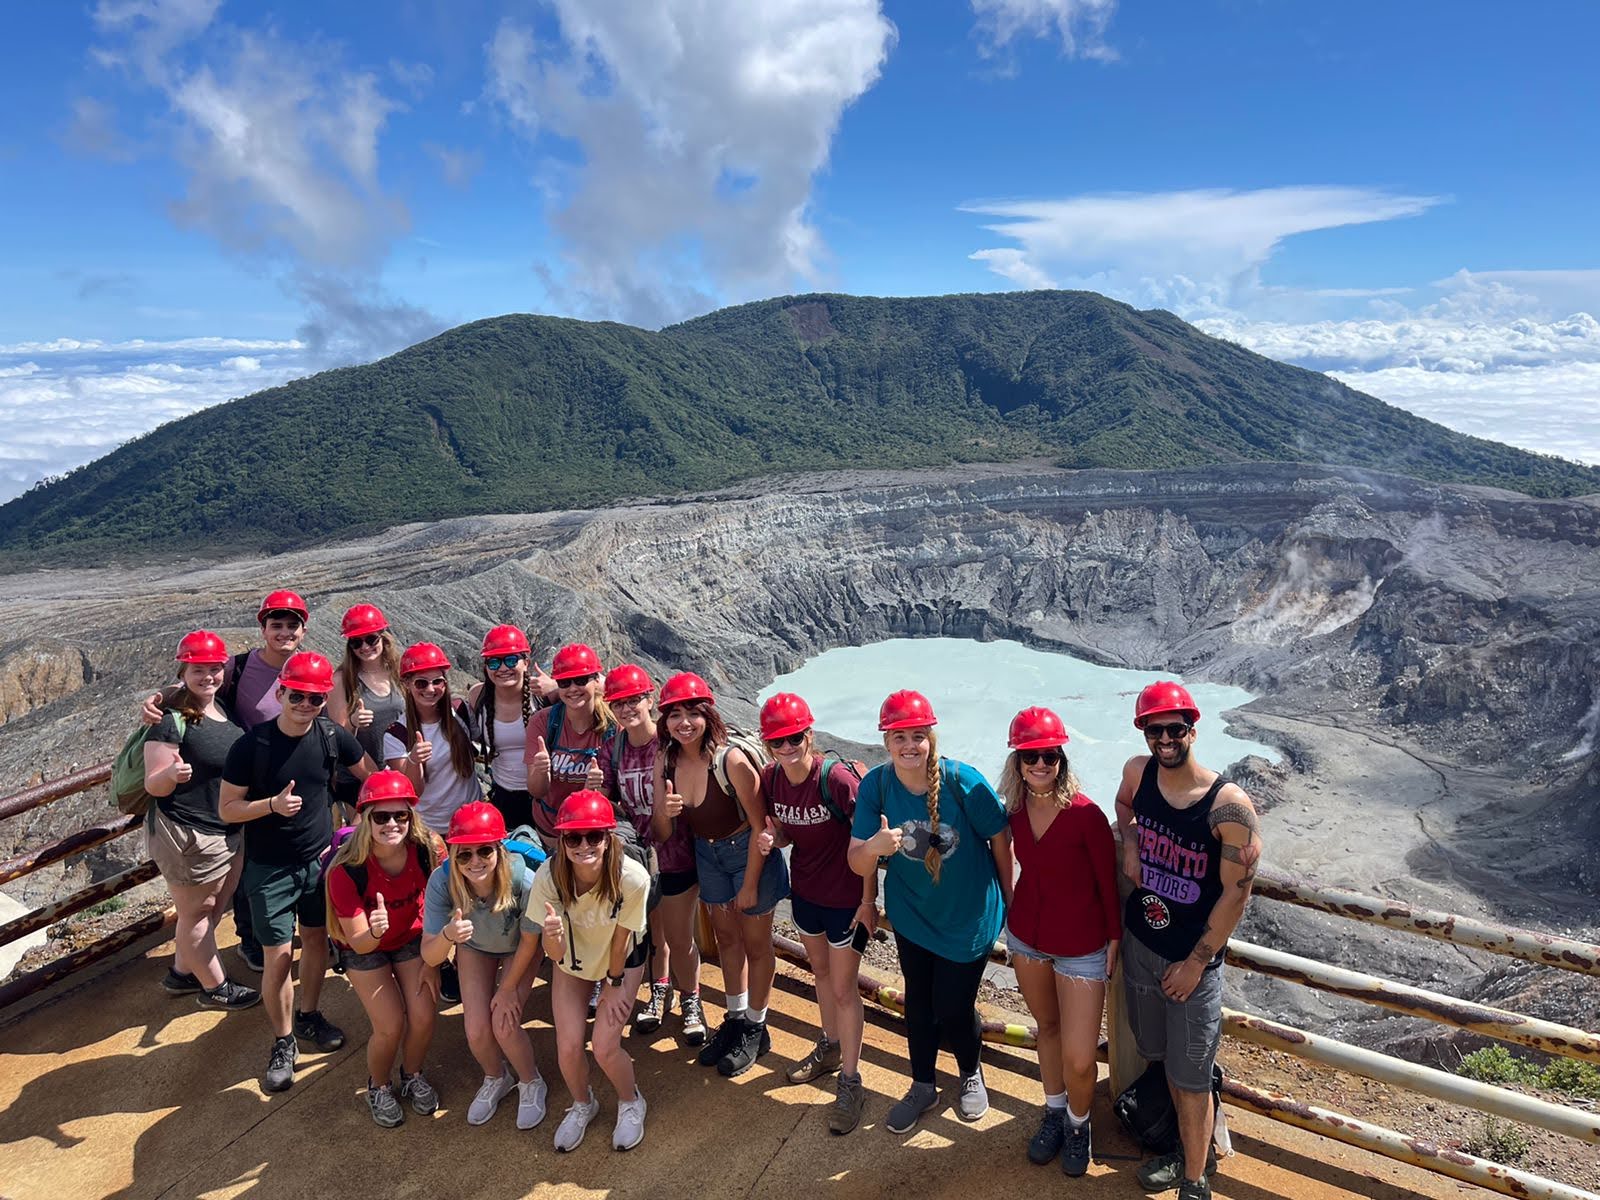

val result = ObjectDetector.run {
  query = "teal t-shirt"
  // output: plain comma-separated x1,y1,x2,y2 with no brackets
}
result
851,758,1007,962
423,854,533,956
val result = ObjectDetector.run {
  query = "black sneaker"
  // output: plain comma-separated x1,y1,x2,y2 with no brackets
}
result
696,1015,744,1067
293,1007,346,1051
717,1019,770,1078
1062,1117,1092,1177
198,980,261,1010
235,941,264,973
161,969,202,994
263,1035,298,1092
440,960,460,1004
1028,1107,1066,1164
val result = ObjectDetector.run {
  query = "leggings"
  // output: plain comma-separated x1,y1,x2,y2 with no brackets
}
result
895,932,988,1083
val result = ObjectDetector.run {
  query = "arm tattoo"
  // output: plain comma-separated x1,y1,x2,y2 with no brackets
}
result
1220,841,1260,889
1187,931,1219,965
1209,800,1259,835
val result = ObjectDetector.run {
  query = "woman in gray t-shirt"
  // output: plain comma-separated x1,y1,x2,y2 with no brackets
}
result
328,603,405,821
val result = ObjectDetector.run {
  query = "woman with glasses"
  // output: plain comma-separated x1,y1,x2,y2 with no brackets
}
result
325,770,442,1128
382,643,482,837
142,630,257,1010
525,643,617,846
753,692,876,1134
1000,708,1119,1176
424,801,551,1129
327,604,404,822
467,624,557,833
505,790,651,1152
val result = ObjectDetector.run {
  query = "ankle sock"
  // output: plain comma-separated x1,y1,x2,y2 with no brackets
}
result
653,976,670,987
725,990,748,1017
747,1006,767,1024
1045,1091,1067,1110
1068,1104,1089,1126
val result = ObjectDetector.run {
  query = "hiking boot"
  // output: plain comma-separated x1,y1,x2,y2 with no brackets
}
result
956,1066,989,1121
439,960,460,1004
467,1070,517,1126
263,1035,298,1092
197,980,261,1010
785,1036,842,1084
161,969,202,994
829,1071,867,1136
293,1008,346,1051
680,992,707,1045
1028,1106,1066,1164
613,1090,647,1150
1139,1148,1217,1192
1176,1179,1212,1200
884,1081,938,1134
1062,1117,1092,1177
696,1014,742,1066
717,1018,770,1078
400,1069,439,1115
554,1090,600,1152
517,1076,549,1130
367,1081,404,1128
633,982,669,1034
235,940,264,973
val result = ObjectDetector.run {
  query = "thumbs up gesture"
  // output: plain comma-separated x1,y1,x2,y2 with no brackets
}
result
273,778,302,818
445,906,474,946
352,696,373,729
530,734,551,774
531,661,558,700
368,892,390,939
541,901,565,953
585,758,605,789
661,778,684,818
756,815,778,857
872,813,902,856
172,759,193,784
409,731,432,766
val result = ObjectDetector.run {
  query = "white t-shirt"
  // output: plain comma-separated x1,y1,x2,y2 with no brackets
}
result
489,715,528,791
382,716,482,834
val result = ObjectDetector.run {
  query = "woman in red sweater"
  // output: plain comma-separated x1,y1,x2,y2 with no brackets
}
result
1001,707,1119,1177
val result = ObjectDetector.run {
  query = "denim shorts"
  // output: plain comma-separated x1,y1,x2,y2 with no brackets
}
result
1121,932,1224,1093
693,828,789,913
791,894,859,950
1005,930,1108,981
343,934,422,973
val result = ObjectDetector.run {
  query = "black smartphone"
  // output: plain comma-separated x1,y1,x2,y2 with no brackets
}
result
849,921,870,954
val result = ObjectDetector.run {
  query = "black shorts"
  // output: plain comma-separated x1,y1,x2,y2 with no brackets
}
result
658,866,698,898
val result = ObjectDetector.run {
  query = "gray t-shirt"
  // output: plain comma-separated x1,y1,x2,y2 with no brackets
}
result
153,708,244,836
232,650,284,730
422,854,533,956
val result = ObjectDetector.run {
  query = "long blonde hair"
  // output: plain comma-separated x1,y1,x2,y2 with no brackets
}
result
550,831,625,911
324,807,438,933
447,842,515,916
999,748,1083,815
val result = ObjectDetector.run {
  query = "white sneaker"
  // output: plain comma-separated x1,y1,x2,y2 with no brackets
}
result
554,1089,600,1152
613,1089,647,1151
467,1070,517,1126
516,1076,549,1130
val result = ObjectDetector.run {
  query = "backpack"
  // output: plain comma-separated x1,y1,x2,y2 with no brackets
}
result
712,727,771,798
1114,1061,1224,1153
759,753,866,827
388,698,473,765
111,712,188,818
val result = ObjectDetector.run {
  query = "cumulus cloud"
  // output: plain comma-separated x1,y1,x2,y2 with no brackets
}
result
486,0,896,327
970,0,1119,62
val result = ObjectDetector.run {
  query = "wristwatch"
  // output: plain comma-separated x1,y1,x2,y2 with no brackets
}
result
606,971,625,988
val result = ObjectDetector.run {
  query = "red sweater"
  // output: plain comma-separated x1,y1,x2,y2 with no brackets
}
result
1007,793,1121,957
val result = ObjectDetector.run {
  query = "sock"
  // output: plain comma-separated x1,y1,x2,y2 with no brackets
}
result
747,1005,767,1025
1067,1104,1089,1126
725,991,748,1016
1045,1091,1067,1111
654,976,670,987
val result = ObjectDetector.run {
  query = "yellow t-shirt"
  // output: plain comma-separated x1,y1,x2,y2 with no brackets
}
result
523,854,649,981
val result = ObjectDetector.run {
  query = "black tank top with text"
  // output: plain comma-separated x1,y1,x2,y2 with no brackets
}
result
1123,758,1227,963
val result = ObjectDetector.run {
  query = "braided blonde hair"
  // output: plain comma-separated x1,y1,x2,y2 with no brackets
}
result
923,730,944,884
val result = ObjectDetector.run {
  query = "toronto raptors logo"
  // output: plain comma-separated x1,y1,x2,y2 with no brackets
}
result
1142,895,1171,930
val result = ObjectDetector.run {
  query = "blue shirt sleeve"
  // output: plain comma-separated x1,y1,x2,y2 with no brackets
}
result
850,766,886,841
422,864,449,935
953,761,1008,840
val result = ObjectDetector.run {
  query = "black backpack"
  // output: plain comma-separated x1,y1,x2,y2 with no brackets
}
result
1114,1061,1223,1153
250,715,339,796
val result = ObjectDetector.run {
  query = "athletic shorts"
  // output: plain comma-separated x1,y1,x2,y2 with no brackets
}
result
658,866,698,898
343,934,422,973
693,828,789,914
241,857,327,948
146,806,237,888
1005,930,1108,981
791,894,860,950
1121,932,1224,1093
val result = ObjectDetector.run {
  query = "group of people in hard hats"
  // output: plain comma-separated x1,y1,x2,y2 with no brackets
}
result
138,589,1260,1199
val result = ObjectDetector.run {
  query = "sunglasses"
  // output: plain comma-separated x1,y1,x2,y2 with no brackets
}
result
454,844,497,862
350,633,383,649
284,690,327,707
1018,750,1061,766
558,673,597,689
368,808,411,826
484,654,524,671
767,732,806,749
562,830,609,848
411,677,448,691
1144,722,1193,742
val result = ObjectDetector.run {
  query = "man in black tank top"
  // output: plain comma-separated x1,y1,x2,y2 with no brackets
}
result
1113,682,1262,1200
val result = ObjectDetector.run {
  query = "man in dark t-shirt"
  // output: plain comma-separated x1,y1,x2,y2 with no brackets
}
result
220,652,374,1093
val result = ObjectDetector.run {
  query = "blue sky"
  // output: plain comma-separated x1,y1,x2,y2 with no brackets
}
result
2,0,1597,501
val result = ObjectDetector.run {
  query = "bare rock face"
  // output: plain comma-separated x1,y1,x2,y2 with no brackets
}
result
0,641,89,725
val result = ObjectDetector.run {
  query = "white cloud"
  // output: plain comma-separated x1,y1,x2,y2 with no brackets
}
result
486,0,896,326
971,0,1119,62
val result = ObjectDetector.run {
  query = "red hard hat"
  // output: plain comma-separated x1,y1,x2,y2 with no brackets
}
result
555,789,617,832
551,643,602,680
357,769,417,810
481,624,531,657
1008,706,1069,750
1133,680,1201,729
447,800,508,845
278,651,334,693
760,693,814,740
879,690,937,731
175,630,228,664
400,642,451,677
604,663,655,702
257,589,309,623
340,603,388,639
659,672,714,708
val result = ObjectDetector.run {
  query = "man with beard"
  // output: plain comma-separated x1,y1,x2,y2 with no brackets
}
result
1113,681,1261,1200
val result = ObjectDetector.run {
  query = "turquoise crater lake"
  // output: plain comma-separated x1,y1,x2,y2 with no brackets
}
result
759,638,1280,814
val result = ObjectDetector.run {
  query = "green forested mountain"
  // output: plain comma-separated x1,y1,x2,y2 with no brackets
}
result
5,290,1597,563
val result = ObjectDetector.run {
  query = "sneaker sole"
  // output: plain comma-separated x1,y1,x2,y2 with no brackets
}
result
197,993,262,1011
162,981,202,995
556,1118,595,1152
683,1029,707,1045
884,1102,936,1135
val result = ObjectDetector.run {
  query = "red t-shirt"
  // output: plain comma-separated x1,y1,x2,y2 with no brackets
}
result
764,759,862,910
327,845,429,952
1007,793,1121,957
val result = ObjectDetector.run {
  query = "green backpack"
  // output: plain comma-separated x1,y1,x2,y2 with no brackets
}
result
111,712,186,819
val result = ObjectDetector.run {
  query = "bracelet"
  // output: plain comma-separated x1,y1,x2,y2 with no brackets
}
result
267,795,275,816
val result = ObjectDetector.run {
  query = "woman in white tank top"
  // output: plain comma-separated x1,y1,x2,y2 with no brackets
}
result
467,624,556,833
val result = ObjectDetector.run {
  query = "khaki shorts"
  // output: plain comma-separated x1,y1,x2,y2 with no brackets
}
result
146,805,237,888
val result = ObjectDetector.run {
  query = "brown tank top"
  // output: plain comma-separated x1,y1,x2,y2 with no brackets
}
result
684,760,747,842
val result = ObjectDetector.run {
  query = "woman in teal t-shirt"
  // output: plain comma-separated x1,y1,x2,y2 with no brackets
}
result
849,690,1014,1136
